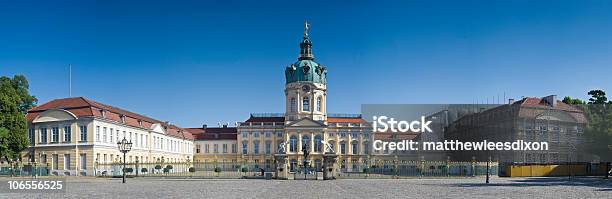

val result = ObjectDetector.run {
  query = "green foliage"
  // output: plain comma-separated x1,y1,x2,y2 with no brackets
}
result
562,96,585,105
188,167,195,172
578,90,612,162
166,165,173,170
163,168,169,173
0,75,37,163
241,167,248,173
588,90,611,104
124,168,133,173
155,165,162,170
363,167,371,174
141,168,148,173
214,167,221,173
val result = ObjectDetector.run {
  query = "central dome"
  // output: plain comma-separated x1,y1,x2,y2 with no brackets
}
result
284,22,327,85
285,59,326,84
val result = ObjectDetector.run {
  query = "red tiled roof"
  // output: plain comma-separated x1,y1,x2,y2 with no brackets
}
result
515,97,587,123
27,97,194,140
245,117,285,123
186,127,237,140
327,117,368,123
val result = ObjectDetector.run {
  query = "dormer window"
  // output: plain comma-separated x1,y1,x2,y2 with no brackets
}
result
138,120,143,126
100,109,106,118
120,115,126,123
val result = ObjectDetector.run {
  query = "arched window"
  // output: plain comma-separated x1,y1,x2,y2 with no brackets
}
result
303,97,310,111
317,96,322,112
301,135,310,151
314,135,322,152
340,141,347,154
289,135,298,152
351,141,358,155
290,98,296,112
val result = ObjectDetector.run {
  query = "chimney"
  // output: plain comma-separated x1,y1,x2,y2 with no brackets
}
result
508,99,515,104
202,124,207,129
543,95,557,107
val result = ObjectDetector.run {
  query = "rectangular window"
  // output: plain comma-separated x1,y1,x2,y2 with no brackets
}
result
242,132,248,138
196,144,201,153
52,154,58,170
40,128,47,143
214,144,219,153
80,154,87,170
254,142,259,154
96,126,101,142
265,142,271,154
340,132,346,138
276,132,283,138
110,128,114,144
265,132,271,138
351,132,358,138
253,132,259,138
103,127,107,143
79,126,87,141
232,144,237,153
28,128,35,144
64,126,71,142
242,143,248,154
223,144,228,153
140,134,143,148
51,127,59,143
205,144,209,153
63,154,70,170
134,133,138,147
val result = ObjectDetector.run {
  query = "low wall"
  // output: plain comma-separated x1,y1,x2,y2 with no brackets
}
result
500,163,609,177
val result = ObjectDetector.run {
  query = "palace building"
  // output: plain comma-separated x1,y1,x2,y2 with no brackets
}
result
188,22,372,172
24,22,372,176
25,97,194,176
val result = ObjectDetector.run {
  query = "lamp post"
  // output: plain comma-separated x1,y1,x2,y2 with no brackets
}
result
117,138,133,183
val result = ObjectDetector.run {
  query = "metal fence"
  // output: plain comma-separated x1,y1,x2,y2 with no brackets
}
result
95,161,273,178
0,163,50,177
337,161,498,179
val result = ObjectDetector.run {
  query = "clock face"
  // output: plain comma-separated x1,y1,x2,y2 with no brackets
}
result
302,85,310,92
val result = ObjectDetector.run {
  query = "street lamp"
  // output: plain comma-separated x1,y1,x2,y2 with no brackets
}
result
117,138,133,183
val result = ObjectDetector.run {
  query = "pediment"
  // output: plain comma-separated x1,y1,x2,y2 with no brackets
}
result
286,117,326,128
32,109,78,123
150,123,166,134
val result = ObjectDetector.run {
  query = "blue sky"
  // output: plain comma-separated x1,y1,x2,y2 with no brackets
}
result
1,0,611,127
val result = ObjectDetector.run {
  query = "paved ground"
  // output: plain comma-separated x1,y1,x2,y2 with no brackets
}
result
1,177,610,198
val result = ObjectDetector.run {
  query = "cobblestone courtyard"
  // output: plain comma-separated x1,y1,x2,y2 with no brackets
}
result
2,177,610,198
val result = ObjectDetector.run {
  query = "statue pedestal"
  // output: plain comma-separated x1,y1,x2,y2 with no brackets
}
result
274,154,289,180
323,153,338,180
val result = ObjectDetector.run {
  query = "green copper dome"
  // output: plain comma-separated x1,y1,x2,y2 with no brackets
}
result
285,22,327,84
285,59,327,84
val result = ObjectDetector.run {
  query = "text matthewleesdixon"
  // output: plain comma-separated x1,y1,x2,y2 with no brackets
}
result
371,116,548,153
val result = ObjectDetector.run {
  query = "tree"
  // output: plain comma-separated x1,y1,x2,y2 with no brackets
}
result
0,75,37,165
580,90,612,178
562,96,585,105
587,90,611,104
